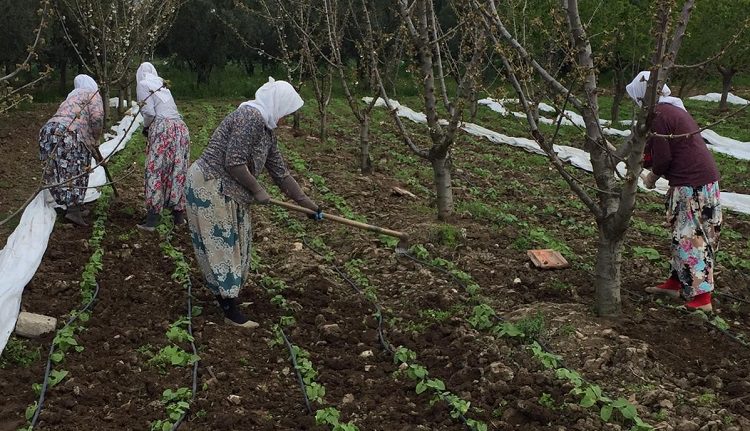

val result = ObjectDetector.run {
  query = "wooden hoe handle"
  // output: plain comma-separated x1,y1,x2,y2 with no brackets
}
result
269,198,408,241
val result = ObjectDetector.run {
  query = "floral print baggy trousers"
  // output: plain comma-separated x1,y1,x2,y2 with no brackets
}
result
666,182,722,299
185,163,252,299
144,117,190,213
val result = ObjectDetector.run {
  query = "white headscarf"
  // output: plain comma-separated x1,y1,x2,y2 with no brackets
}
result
239,77,304,129
626,71,686,112
136,61,170,103
136,62,159,82
68,74,98,98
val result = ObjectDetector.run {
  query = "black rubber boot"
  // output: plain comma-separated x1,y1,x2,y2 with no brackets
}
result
137,210,160,232
64,205,88,227
216,296,259,328
172,209,187,226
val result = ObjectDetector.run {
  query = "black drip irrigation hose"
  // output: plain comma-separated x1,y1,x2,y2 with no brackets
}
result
165,228,199,431
300,237,475,430
622,288,750,349
715,291,750,306
30,282,101,428
397,252,565,365
278,326,313,415
301,237,393,354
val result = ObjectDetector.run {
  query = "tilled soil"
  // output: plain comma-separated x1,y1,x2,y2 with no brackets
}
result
2,100,750,430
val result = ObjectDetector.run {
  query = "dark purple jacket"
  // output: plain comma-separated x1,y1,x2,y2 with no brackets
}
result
644,103,720,187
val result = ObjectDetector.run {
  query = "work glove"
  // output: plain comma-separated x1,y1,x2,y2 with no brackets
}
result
643,171,658,189
307,206,324,221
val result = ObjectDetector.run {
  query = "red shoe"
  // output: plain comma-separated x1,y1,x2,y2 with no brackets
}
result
644,277,680,298
685,292,712,312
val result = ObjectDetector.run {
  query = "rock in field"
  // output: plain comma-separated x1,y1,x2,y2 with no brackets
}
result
14,312,57,338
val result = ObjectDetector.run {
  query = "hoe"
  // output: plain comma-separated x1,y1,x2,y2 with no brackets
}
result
270,198,410,254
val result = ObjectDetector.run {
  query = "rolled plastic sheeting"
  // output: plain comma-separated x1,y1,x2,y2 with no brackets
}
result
0,104,142,354
688,93,749,106
367,97,750,216
700,129,750,160
479,98,629,136
0,191,56,353
479,98,750,162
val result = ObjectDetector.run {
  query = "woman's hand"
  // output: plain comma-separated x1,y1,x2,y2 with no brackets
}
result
643,171,659,189
253,188,271,204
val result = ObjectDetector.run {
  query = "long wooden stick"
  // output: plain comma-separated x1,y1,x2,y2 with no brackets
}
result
90,145,119,197
269,198,408,241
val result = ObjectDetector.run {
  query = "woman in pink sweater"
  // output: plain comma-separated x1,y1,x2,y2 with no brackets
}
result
39,75,104,226
627,71,722,312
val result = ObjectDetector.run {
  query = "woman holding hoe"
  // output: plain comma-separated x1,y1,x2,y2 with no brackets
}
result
627,71,722,312
38,74,104,226
185,77,323,327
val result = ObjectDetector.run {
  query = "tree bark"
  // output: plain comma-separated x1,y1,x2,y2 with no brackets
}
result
469,88,479,122
293,111,301,135
594,232,623,316
318,105,328,142
718,66,736,112
359,116,372,174
118,87,126,115
102,85,110,128
58,59,68,96
196,66,212,85
610,65,626,123
431,156,453,221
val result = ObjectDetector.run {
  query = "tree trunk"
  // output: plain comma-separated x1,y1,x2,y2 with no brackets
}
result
118,87,126,115
293,111,301,135
318,105,327,142
431,156,453,221
126,85,132,107
102,85,111,128
469,94,479,123
718,66,736,112
610,66,625,123
531,102,540,124
58,59,68,96
593,232,623,316
359,116,372,174
196,66,212,85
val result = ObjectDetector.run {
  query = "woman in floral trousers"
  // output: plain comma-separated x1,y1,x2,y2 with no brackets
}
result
135,62,190,231
627,71,722,312
186,78,322,327
39,74,104,226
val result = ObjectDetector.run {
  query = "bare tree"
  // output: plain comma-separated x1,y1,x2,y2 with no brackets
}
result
0,0,52,114
257,0,336,141
473,0,696,316
55,0,181,123
235,0,307,132
316,0,383,173
368,0,486,221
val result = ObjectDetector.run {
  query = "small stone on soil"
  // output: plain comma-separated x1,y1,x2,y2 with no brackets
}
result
227,394,241,405
342,393,355,404
489,362,515,381
677,419,699,431
321,323,341,335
